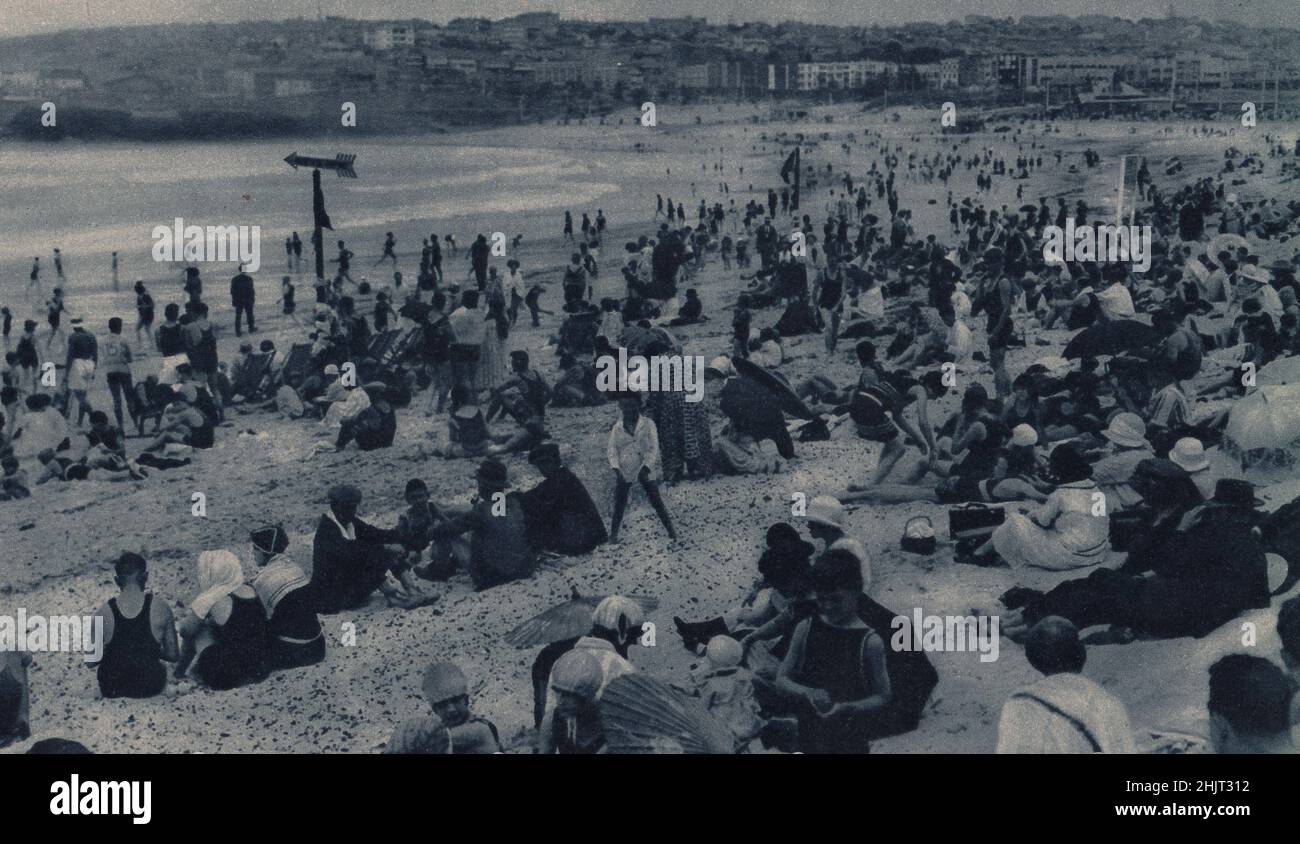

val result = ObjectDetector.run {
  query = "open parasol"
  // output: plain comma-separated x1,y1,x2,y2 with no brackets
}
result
1063,319,1159,359
599,673,736,754
731,356,815,420
1207,233,1250,260
1224,385,1300,453
504,587,659,648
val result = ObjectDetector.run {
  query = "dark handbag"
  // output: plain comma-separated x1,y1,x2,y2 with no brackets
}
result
900,516,937,555
948,503,1005,553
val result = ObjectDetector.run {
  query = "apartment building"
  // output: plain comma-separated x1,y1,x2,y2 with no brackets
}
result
364,24,416,50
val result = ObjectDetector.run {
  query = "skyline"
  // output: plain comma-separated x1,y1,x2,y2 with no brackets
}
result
4,0,1299,39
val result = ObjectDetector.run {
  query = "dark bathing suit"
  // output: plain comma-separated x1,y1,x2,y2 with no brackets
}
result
98,594,167,699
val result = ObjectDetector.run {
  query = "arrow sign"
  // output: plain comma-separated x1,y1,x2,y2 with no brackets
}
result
284,152,358,178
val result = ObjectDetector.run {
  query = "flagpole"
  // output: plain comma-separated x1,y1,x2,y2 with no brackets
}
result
313,169,325,281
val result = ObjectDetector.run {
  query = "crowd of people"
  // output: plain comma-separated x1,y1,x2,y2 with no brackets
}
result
6,110,1300,755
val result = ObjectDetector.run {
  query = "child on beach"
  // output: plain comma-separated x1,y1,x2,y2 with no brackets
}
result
418,661,500,754
431,384,490,459
606,393,677,543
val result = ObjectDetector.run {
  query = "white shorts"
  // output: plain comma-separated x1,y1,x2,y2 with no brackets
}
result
68,358,96,391
159,353,190,385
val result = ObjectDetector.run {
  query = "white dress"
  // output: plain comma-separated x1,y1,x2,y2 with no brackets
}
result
993,480,1109,571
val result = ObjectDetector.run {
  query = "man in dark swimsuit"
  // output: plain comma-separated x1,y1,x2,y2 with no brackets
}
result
89,553,179,698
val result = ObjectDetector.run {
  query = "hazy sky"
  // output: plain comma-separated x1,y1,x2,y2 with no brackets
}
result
4,0,1297,37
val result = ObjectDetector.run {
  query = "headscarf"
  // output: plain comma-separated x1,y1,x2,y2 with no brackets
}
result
190,550,246,620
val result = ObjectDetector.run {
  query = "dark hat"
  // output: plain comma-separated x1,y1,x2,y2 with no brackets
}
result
476,458,510,489
328,484,363,505
1211,478,1263,508
1048,442,1093,484
507,259,520,268
765,522,816,558
250,525,290,556
527,441,561,465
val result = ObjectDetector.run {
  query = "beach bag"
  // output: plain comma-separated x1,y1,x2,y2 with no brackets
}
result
948,503,1005,554
900,516,936,555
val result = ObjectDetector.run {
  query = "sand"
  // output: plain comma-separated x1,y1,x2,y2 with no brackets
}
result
4,103,1299,753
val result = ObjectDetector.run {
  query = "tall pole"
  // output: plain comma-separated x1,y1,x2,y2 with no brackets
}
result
312,169,325,282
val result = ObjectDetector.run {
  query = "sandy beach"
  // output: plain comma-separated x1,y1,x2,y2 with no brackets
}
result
4,101,1300,754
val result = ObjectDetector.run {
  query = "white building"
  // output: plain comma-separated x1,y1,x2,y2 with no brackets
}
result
364,25,416,50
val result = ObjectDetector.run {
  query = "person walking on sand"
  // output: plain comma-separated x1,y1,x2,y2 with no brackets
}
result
53,248,65,284
334,241,355,286
111,252,119,291
292,232,303,272
564,211,574,243
44,287,66,353
376,232,398,267
606,393,677,544
28,257,40,293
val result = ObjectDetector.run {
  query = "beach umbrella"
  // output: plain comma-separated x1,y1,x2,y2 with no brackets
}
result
1063,319,1159,359
1257,357,1300,386
504,587,659,648
599,673,736,754
731,357,815,420
1208,233,1250,259
1224,385,1300,453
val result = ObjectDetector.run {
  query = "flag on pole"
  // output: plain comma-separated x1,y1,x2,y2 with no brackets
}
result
780,148,798,184
312,169,333,231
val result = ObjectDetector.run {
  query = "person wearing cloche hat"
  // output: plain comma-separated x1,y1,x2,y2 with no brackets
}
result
1090,412,1154,513
411,660,500,754
1167,437,1223,500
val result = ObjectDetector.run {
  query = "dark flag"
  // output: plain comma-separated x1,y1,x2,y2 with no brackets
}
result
312,169,333,231
780,148,798,184
312,168,332,281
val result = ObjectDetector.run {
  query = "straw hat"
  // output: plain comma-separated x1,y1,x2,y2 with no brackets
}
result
1238,264,1270,286
806,495,845,530
1168,437,1210,473
1101,412,1148,449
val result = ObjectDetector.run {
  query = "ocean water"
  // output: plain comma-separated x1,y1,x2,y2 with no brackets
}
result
0,136,623,314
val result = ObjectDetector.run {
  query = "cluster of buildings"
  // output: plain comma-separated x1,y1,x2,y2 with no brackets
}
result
1,12,1297,132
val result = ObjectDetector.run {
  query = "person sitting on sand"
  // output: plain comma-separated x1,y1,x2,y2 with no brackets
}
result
961,444,1108,571
1000,478,1270,642
1207,655,1295,754
175,550,272,691
842,341,941,491
543,649,608,754
249,525,325,671
606,393,677,544
674,522,816,661
550,353,603,408
486,350,551,423
430,384,491,459
424,458,536,591
483,386,548,457
668,288,705,327
385,713,451,755
689,635,764,749
0,649,32,749
776,549,892,754
395,478,452,577
10,392,68,464
143,385,213,454
331,383,396,452
0,454,30,500
88,552,179,699
310,484,432,613
536,596,644,753
995,617,1136,754
1275,597,1300,737
417,661,500,754
518,441,607,556
1089,412,1154,514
